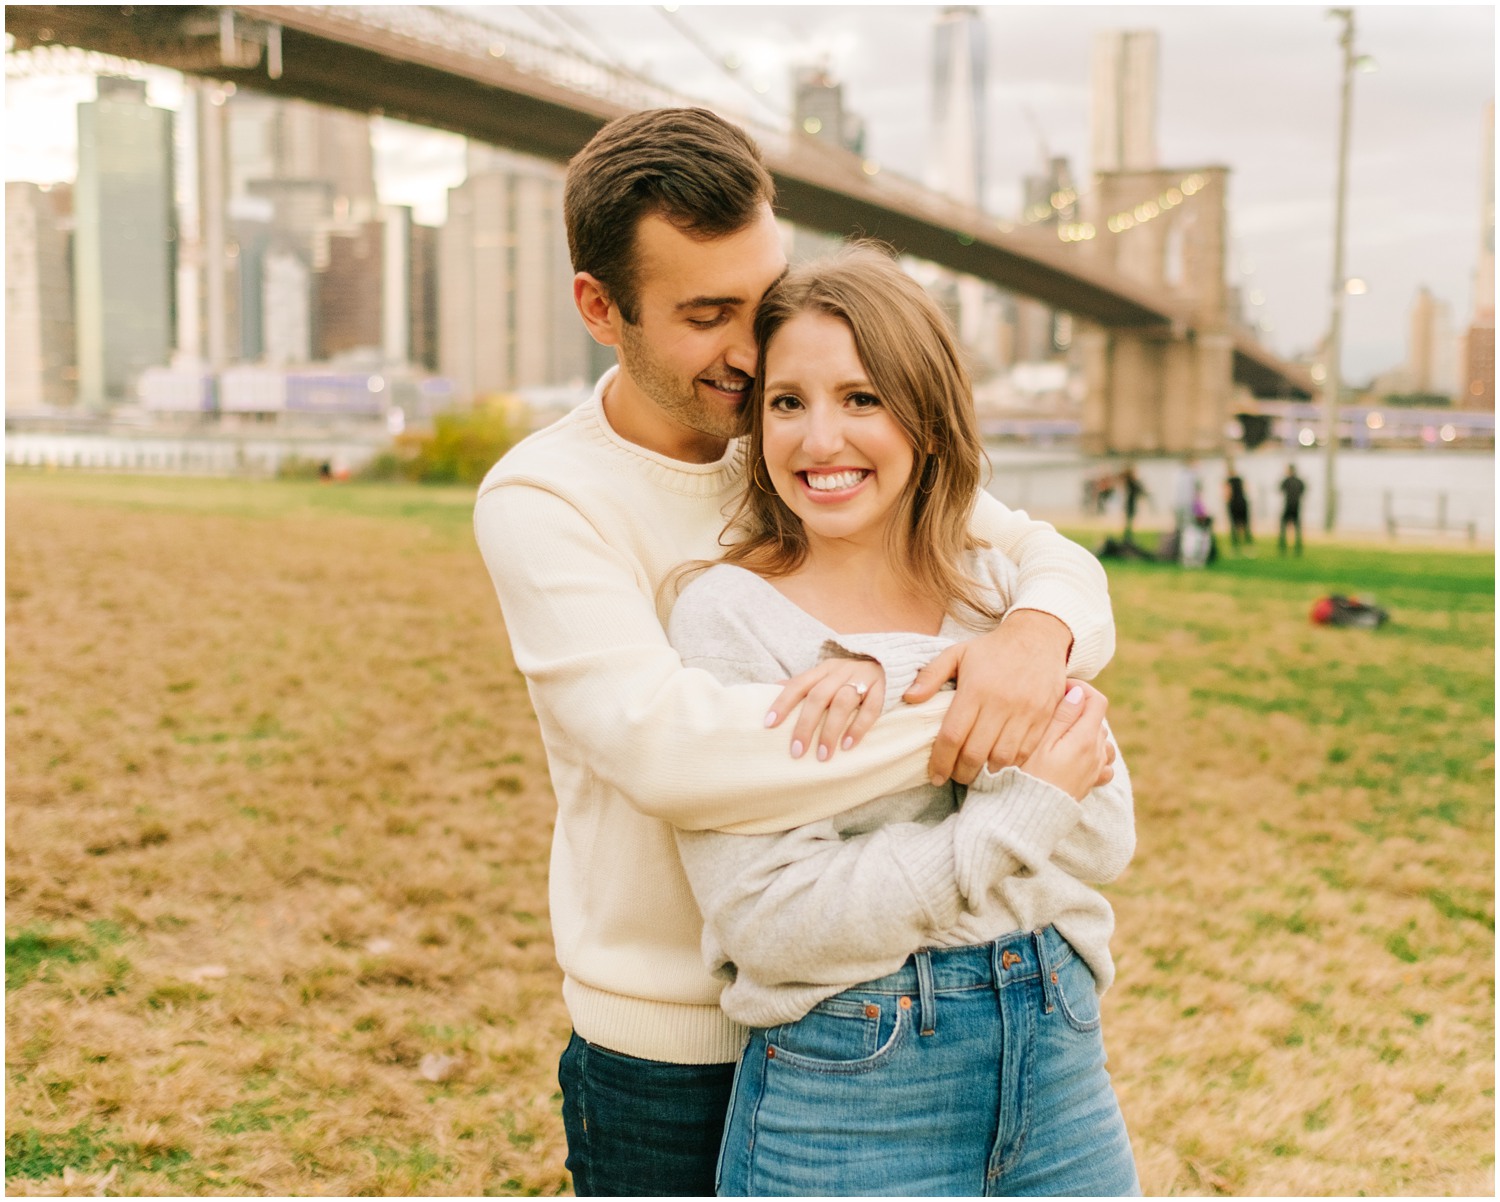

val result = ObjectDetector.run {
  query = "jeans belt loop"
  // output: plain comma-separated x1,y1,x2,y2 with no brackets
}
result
914,949,937,1036
1032,928,1056,1014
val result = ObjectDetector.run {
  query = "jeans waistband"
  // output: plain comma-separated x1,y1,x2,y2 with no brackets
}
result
852,926,1073,996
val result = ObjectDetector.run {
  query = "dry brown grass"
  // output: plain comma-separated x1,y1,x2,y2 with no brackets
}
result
6,472,1494,1196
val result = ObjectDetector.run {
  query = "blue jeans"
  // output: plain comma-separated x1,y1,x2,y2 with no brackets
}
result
558,1031,736,1197
716,927,1139,1197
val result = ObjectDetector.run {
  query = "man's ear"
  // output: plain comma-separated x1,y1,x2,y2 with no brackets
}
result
574,273,622,348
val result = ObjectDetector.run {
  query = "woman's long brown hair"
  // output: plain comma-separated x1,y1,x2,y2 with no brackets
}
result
716,243,999,623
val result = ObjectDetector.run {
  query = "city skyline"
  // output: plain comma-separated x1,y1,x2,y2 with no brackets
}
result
4,4,1493,384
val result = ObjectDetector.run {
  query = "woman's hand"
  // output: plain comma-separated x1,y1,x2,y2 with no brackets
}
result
765,658,886,761
903,610,1072,784
1018,681,1116,801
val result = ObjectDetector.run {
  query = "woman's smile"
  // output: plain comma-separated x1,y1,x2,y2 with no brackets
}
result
760,311,915,546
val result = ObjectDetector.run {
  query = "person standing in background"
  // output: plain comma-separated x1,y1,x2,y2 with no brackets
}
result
1279,463,1306,555
1121,464,1148,545
1172,456,1200,538
1224,459,1252,552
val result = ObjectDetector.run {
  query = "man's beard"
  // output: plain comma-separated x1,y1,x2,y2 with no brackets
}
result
617,320,750,443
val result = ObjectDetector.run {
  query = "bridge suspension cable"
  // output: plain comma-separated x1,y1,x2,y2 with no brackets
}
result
513,4,658,97
652,5,790,125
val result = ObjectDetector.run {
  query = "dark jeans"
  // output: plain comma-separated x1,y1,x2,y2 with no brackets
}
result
1229,503,1252,546
1279,509,1303,554
558,1031,736,1197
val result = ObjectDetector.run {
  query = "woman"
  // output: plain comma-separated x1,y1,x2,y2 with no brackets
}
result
667,246,1139,1196
1224,459,1252,549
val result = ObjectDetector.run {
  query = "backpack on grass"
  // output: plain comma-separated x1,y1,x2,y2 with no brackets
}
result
1310,594,1389,629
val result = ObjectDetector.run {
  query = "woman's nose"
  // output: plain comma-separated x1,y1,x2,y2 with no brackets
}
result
802,406,845,458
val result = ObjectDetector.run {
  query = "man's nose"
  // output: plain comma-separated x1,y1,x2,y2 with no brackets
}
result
723,313,757,378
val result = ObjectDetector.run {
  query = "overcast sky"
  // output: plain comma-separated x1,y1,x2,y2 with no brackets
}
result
6,3,1493,381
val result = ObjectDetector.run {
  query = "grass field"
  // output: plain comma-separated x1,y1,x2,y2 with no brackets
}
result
6,471,1494,1196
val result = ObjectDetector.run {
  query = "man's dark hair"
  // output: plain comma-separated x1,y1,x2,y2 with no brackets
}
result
564,107,777,324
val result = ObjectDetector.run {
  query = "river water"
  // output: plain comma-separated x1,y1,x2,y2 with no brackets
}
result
987,446,1495,540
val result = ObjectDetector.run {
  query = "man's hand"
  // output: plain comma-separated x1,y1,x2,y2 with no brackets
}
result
903,609,1073,785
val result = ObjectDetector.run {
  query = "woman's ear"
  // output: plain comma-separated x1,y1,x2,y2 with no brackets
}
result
574,273,622,347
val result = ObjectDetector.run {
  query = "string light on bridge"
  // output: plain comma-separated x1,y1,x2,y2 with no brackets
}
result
1100,173,1208,237
1005,170,1210,243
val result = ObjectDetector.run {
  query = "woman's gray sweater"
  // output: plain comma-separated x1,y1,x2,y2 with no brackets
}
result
667,552,1135,1029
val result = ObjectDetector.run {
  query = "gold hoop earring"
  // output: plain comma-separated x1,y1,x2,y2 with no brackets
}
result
916,455,938,496
751,458,776,494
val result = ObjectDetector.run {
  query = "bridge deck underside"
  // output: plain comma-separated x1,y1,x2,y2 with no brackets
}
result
5,3,1310,398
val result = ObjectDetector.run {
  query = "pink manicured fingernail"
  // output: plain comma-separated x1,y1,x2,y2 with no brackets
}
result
931,774,945,787
1065,685,1084,704
817,745,829,762
764,711,778,727
790,740,804,758
842,736,854,751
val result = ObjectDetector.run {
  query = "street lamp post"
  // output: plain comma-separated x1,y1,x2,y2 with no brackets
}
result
1322,7,1358,533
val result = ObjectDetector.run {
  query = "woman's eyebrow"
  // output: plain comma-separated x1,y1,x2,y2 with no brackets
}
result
764,378,873,392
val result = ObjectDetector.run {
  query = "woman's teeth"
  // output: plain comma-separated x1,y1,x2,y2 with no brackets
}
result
804,470,867,491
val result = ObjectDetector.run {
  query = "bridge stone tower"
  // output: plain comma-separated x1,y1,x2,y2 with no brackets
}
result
1077,166,1232,455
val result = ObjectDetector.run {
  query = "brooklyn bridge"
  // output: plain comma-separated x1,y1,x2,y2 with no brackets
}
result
7,3,1316,454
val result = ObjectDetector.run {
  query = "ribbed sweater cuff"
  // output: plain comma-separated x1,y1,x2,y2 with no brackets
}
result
1004,583,1110,678
820,632,954,713
952,769,1083,902
563,977,747,1065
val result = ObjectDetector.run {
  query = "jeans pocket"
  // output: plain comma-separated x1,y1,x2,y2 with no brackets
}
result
1050,945,1103,1034
766,993,908,1074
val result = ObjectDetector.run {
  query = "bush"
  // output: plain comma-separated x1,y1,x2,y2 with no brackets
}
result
359,400,518,486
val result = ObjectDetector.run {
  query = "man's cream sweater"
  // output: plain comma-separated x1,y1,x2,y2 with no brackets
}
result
472,370,1115,1064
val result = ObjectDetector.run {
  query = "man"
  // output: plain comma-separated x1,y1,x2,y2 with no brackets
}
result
1121,462,1147,545
473,108,1116,1197
1279,462,1306,555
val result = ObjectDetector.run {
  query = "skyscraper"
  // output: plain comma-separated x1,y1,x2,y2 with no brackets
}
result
793,66,865,156
1092,31,1159,173
929,6,986,206
1406,286,1458,398
791,66,865,262
311,205,432,366
440,145,597,402
5,182,76,409
73,77,176,408
1461,101,1494,410
924,7,1009,373
316,219,384,360
189,85,378,369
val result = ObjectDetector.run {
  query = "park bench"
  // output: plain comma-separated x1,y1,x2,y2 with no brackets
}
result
1383,490,1478,543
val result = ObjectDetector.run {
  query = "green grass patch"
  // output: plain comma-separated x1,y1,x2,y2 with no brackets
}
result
6,921,128,992
5,1124,109,1180
4,1123,192,1181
